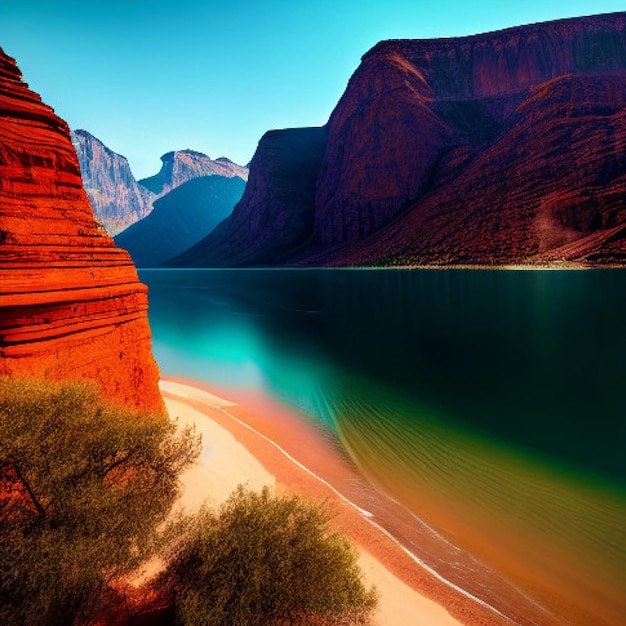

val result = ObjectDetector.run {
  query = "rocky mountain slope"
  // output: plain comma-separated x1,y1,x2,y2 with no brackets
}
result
171,128,327,267
139,149,248,196
0,47,162,412
71,129,155,235
168,12,626,267
115,175,246,267
72,131,249,260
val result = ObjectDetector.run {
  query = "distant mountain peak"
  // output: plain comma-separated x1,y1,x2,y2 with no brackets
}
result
139,148,248,195
72,128,127,161
71,129,154,235
161,149,211,161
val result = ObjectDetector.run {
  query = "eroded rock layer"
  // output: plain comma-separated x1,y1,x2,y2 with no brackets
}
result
311,13,626,265
169,13,626,267
315,71,626,266
0,47,162,412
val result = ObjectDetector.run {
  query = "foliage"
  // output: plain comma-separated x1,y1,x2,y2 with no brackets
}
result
0,377,200,626
167,485,378,626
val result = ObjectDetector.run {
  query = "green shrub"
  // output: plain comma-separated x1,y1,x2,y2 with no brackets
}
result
0,377,200,626
167,485,378,626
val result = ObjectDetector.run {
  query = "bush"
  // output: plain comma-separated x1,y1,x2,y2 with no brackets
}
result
167,486,378,626
0,377,201,626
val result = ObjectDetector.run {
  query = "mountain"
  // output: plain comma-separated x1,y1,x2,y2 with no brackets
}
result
0,47,162,412
115,175,246,267
71,129,155,236
139,149,248,196
170,128,327,267
168,12,626,268
71,132,249,245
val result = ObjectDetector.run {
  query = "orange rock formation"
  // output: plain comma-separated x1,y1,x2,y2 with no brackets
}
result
0,47,162,412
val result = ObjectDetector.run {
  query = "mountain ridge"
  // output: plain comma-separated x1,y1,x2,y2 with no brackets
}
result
167,12,626,268
115,175,246,267
139,149,248,196
72,129,155,236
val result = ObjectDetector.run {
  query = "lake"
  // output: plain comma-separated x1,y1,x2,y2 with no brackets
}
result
141,268,626,624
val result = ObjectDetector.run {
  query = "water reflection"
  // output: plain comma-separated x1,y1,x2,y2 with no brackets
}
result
142,268,626,623
143,268,626,481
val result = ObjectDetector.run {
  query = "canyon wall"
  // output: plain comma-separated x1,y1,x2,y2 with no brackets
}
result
313,71,626,266
311,12,626,264
0,47,163,412
71,129,155,236
169,12,626,267
170,127,327,267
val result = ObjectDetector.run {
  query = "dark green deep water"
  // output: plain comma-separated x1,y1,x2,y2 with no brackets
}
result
141,268,626,618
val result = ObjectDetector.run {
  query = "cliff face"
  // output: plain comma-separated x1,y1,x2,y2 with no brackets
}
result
314,70,626,266
139,150,248,196
0,48,163,412
71,129,155,236
311,12,626,262
115,175,245,267
72,131,249,242
174,13,626,267
169,127,327,267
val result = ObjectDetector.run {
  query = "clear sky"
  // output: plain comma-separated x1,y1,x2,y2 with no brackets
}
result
1,1,624,179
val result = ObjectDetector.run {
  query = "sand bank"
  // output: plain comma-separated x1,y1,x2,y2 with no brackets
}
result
160,379,521,626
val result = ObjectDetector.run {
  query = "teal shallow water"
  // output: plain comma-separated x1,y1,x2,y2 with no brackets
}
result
141,268,626,623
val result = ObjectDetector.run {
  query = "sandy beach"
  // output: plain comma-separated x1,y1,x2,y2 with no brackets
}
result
159,379,518,626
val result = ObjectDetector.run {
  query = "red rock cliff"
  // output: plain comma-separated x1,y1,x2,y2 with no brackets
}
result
166,12,626,268
313,12,626,257
0,48,163,412
315,70,626,266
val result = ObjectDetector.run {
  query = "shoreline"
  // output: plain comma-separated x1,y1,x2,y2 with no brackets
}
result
159,378,552,626
140,263,626,271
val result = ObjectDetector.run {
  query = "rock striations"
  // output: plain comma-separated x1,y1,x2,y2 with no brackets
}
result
71,129,155,236
312,12,626,266
0,47,162,412
168,12,626,267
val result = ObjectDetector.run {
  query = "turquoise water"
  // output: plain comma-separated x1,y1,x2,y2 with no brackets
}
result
141,268,626,622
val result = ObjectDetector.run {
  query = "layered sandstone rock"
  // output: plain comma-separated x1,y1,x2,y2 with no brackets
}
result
314,71,626,266
310,12,626,264
71,129,155,236
0,47,162,412
139,149,248,196
170,12,626,267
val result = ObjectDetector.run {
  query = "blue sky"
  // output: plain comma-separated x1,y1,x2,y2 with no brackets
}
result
1,1,624,179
